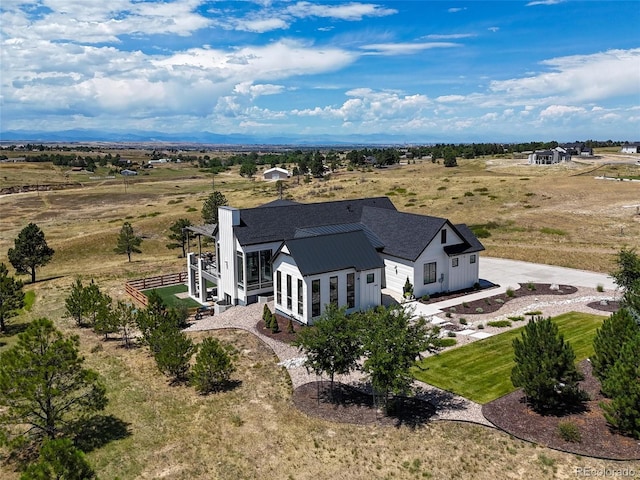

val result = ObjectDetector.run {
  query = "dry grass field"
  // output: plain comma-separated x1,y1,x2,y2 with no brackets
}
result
1,151,639,478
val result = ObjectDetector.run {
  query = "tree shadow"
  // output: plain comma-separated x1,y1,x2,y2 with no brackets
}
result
30,275,65,285
0,322,31,337
196,379,243,395
73,414,131,453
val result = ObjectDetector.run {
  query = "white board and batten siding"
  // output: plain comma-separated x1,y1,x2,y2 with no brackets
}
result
218,207,240,304
272,254,306,324
448,253,479,292
382,255,414,295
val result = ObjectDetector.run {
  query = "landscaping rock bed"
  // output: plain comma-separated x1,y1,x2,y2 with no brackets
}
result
482,360,640,461
442,283,578,315
586,300,620,313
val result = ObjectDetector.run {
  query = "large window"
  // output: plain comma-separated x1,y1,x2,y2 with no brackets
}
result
245,249,273,290
297,279,303,315
276,271,282,305
286,274,292,310
424,262,437,284
346,273,355,309
236,251,244,289
329,276,338,306
312,279,321,317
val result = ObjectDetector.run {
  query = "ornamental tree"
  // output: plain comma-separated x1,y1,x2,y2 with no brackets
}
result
294,304,361,399
8,223,55,283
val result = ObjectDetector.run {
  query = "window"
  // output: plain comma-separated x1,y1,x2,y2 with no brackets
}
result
312,279,321,317
424,262,436,284
346,273,355,309
329,276,338,305
452,257,459,268
441,229,447,244
470,254,476,264
366,273,375,284
216,242,221,273
276,271,282,305
246,249,273,290
297,279,303,315
236,251,244,288
286,274,292,310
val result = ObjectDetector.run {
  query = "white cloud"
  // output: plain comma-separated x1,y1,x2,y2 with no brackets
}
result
286,2,397,21
487,27,499,33
539,105,586,119
234,82,285,98
360,42,459,55
526,0,564,6
425,33,475,40
490,48,640,103
448,8,466,13
238,17,290,33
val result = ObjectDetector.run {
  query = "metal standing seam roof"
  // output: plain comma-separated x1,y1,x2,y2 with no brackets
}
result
276,230,385,276
293,223,385,249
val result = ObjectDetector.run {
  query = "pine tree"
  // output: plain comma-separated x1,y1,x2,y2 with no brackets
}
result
166,218,192,258
8,223,55,283
0,319,107,445
201,191,228,224
150,324,195,383
511,316,585,412
114,222,142,262
600,331,640,439
592,308,639,384
20,437,96,480
271,314,280,333
64,278,87,327
0,263,25,333
262,304,273,329
190,337,236,394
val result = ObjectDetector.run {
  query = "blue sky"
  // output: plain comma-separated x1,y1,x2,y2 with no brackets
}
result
1,1,639,142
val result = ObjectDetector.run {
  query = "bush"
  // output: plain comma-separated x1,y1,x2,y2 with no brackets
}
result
557,421,582,443
445,312,452,318
447,331,456,338
524,310,542,317
477,324,484,329
262,304,273,329
488,320,512,328
596,284,604,292
526,281,536,291
271,315,280,333
508,316,525,322
459,318,468,325
421,294,430,302
438,338,457,348
462,302,469,308
287,318,295,334
464,191,474,197
506,287,515,297
495,298,504,304
475,307,484,313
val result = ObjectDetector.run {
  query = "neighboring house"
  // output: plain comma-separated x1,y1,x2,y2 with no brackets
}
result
528,147,571,165
561,143,593,156
621,143,640,154
185,197,484,325
263,167,290,181
121,169,138,176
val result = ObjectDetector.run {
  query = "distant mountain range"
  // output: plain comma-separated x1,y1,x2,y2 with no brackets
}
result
0,129,440,146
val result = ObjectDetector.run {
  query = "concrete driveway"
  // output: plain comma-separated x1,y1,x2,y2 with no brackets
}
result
479,257,617,292
409,256,618,316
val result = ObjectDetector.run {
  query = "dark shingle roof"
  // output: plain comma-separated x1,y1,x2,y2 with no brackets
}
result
234,197,396,246
278,230,384,276
294,223,385,249
444,224,485,255
359,206,447,261
258,199,301,208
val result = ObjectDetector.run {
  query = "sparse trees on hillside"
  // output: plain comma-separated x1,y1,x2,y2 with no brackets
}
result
166,218,193,258
201,191,228,224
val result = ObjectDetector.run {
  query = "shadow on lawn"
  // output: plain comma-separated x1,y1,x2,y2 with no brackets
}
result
74,414,131,452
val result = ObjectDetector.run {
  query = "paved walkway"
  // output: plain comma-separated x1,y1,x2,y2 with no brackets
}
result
184,257,618,428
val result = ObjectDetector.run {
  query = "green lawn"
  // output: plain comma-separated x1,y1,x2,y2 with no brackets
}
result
142,284,201,309
412,312,606,404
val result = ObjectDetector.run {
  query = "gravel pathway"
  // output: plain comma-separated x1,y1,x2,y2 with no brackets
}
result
184,287,614,428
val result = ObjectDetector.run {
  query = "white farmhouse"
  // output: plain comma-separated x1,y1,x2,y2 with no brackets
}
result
185,197,484,325
263,167,290,181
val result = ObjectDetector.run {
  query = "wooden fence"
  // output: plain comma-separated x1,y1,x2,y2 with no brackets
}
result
125,272,188,306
